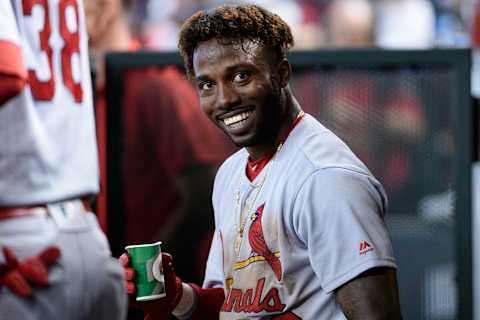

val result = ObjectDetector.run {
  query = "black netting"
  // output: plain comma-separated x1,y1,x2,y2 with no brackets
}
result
291,65,458,319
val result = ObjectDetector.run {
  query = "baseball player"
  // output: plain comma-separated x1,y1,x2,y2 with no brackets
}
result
0,1,126,319
121,4,402,319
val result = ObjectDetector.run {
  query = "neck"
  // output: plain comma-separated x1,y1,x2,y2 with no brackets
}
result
246,88,302,160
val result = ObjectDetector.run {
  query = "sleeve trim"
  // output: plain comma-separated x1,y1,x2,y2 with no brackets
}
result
323,258,397,293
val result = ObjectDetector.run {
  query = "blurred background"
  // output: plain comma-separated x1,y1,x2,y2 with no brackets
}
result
83,0,480,319
125,0,475,50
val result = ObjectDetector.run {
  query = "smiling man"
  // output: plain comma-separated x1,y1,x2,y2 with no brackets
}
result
121,4,402,320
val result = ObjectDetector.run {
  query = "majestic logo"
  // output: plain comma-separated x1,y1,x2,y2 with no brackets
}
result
359,240,374,255
248,204,282,281
221,278,285,313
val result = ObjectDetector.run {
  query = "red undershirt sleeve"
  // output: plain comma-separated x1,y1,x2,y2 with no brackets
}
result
189,283,225,320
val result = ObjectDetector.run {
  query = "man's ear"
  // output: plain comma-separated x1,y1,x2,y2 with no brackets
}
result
277,59,291,88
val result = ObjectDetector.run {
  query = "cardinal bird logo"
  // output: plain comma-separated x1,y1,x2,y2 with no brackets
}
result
248,204,283,281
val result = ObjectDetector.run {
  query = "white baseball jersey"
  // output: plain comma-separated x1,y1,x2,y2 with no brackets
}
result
204,114,397,319
0,0,99,206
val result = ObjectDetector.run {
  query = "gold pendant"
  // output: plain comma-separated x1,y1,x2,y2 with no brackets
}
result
234,235,242,256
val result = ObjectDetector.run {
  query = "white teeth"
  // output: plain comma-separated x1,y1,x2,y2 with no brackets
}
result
223,111,252,126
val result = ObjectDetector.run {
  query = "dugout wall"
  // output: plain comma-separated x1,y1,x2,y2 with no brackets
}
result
103,49,472,320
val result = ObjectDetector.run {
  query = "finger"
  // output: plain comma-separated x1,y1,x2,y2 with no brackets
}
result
2,247,19,270
126,281,135,295
38,246,61,267
2,270,33,298
118,253,130,267
124,267,134,281
18,257,49,287
160,253,175,294
160,253,172,274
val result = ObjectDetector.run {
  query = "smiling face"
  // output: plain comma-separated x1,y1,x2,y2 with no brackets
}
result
193,38,289,158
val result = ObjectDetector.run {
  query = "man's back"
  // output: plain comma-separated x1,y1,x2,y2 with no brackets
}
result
0,0,98,206
0,2,126,319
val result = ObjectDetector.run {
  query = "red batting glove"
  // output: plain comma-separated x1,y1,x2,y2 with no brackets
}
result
119,252,183,320
0,246,61,298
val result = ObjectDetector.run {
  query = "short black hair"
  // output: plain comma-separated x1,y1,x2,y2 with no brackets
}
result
178,4,294,78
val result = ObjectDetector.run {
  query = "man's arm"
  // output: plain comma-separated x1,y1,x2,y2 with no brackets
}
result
0,2,28,106
335,267,402,320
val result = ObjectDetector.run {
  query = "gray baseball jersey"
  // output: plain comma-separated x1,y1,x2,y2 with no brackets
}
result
0,1,126,319
0,0,99,206
204,114,397,319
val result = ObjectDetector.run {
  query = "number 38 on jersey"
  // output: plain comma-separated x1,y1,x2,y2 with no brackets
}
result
22,0,84,103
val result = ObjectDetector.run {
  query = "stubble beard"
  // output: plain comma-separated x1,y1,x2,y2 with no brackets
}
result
234,85,284,149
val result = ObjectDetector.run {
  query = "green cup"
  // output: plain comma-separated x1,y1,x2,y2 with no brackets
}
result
125,241,166,301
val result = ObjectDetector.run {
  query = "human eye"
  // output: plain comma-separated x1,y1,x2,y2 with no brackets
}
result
198,81,214,92
232,71,250,84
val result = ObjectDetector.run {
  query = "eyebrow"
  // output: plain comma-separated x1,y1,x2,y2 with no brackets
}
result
194,74,211,82
195,62,259,82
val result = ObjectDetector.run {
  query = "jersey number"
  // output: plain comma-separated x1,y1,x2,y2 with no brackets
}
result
22,0,83,103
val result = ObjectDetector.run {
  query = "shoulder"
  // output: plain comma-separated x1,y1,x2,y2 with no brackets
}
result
294,115,370,174
298,166,380,192
293,167,387,222
299,117,387,210
302,167,382,195
279,115,375,198
291,167,388,247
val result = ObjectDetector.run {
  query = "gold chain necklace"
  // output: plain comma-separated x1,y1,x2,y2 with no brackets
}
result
233,141,284,256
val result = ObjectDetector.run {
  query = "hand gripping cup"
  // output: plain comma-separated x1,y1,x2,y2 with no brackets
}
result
125,241,166,301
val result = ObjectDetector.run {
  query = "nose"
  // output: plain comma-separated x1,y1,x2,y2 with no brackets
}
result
216,83,241,110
